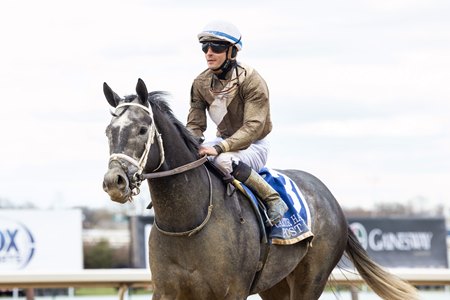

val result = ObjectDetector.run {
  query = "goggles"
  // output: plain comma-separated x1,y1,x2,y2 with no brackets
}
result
201,42,230,54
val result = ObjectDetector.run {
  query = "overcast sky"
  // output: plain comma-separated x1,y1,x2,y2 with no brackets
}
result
0,0,449,212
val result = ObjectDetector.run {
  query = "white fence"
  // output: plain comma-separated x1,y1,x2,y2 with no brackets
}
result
1,268,449,300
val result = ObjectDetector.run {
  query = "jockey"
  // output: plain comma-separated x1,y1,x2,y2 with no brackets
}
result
186,20,288,225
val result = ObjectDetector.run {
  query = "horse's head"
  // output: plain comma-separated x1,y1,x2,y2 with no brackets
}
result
102,78,163,203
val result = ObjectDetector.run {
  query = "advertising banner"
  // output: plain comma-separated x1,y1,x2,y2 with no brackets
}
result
348,217,448,268
0,209,83,271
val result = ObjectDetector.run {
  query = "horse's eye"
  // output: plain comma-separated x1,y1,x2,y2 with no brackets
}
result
139,126,148,135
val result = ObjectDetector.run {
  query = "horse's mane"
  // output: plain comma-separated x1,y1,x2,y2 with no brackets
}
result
145,91,200,154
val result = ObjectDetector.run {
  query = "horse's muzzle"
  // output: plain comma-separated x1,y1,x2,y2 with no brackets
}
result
103,167,132,203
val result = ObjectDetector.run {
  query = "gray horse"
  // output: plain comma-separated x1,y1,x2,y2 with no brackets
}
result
102,79,418,300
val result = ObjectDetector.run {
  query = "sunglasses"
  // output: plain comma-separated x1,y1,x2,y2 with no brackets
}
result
201,42,229,54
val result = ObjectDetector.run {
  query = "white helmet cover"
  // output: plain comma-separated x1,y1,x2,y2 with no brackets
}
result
198,20,242,51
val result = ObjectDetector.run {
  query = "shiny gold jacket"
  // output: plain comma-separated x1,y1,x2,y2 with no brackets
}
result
186,63,272,152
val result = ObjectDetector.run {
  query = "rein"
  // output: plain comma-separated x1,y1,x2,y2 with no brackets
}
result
153,164,213,237
138,155,208,180
141,155,211,236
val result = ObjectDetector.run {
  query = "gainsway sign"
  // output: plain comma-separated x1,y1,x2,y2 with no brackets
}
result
348,217,448,268
0,209,83,271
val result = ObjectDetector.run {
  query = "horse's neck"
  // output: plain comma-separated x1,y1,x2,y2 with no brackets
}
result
148,164,211,233
147,122,212,232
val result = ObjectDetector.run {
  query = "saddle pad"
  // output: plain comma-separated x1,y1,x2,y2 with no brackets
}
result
241,168,314,245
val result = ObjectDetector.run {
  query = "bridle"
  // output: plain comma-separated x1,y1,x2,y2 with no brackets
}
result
109,102,165,196
107,101,213,236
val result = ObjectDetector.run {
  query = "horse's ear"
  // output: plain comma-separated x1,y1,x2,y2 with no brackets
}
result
103,82,121,107
136,78,148,104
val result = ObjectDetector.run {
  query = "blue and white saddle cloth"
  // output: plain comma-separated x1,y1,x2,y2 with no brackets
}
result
239,168,314,245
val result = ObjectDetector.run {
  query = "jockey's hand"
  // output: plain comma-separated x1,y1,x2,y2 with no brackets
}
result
198,145,218,157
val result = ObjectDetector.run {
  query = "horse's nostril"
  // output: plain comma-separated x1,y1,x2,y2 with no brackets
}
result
103,168,129,193
116,174,127,188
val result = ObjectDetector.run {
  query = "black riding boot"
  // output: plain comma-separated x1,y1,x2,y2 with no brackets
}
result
232,161,288,225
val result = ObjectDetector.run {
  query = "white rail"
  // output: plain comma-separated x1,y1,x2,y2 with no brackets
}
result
0,268,449,299
0,269,151,300
0,269,151,288
330,268,450,286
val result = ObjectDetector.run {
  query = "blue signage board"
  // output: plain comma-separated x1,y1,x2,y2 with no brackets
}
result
348,217,448,268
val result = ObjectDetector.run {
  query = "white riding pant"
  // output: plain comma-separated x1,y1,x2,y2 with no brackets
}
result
204,137,270,173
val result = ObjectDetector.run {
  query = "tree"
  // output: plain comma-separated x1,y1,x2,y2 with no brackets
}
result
83,239,113,268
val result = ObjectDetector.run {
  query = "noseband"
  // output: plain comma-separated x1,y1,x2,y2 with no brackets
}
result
109,102,165,196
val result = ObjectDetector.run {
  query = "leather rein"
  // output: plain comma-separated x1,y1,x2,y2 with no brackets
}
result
141,156,213,237
137,155,208,180
109,102,212,237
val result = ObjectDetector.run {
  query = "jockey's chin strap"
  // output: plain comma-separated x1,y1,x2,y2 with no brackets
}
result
109,102,165,196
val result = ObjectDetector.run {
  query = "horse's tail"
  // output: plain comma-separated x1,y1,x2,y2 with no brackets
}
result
345,228,419,300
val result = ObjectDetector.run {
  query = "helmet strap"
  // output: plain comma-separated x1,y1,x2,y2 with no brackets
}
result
212,46,237,79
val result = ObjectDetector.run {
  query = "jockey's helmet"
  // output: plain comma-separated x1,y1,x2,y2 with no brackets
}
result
198,20,242,51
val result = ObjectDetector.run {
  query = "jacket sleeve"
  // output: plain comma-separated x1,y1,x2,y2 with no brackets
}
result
186,83,208,139
218,71,270,152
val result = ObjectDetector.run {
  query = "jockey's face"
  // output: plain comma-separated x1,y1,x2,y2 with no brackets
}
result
204,46,227,71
